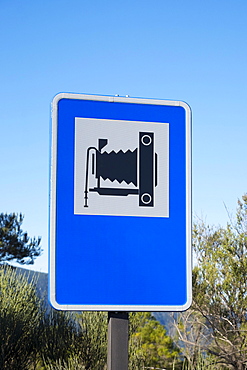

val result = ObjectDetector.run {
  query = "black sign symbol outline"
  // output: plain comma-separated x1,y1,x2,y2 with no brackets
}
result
84,132,158,208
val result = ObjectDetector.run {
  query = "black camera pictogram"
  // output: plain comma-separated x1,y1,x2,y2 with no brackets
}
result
84,132,158,208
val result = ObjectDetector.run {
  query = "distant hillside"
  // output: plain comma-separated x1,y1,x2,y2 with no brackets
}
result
153,312,175,335
15,266,48,301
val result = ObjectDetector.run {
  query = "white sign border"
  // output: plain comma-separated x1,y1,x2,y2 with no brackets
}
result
50,93,192,312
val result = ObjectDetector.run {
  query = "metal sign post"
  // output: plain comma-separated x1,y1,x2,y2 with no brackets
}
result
107,312,129,370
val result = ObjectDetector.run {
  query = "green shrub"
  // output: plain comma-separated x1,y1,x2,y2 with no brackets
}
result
0,265,42,369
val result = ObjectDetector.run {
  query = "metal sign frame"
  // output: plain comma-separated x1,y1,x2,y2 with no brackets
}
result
49,93,192,311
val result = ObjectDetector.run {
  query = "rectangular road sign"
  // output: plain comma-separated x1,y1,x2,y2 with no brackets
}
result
49,93,192,311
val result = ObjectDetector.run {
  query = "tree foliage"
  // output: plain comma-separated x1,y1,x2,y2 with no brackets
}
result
129,312,181,369
74,311,108,370
0,265,42,369
174,195,247,370
2,197,246,369
40,310,79,365
0,213,41,264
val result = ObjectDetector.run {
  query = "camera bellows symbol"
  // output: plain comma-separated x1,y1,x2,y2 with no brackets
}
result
96,149,138,185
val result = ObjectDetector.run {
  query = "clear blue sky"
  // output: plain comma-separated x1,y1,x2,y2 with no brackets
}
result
1,0,246,273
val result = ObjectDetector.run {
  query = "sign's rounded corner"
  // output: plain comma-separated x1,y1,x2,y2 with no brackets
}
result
180,295,193,312
179,100,192,116
52,92,69,107
48,295,64,311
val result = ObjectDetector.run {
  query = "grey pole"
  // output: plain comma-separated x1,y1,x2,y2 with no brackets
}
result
107,312,129,370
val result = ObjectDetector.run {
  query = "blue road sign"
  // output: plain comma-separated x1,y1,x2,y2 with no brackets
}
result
49,93,192,311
